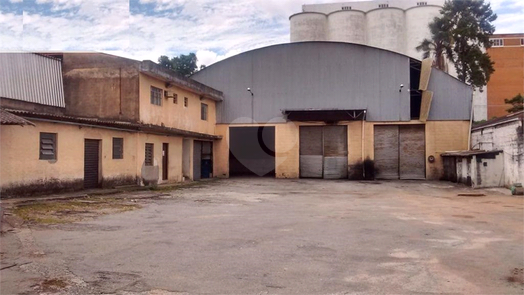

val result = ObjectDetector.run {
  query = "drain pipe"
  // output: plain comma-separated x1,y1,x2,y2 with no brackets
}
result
468,89,474,150
361,110,367,179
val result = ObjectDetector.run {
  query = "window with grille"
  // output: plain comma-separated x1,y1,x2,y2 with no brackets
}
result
378,4,389,8
39,132,57,160
112,137,123,159
490,38,504,47
342,6,351,10
201,103,208,121
150,86,162,106
173,93,178,104
184,97,188,107
145,143,154,166
416,2,427,5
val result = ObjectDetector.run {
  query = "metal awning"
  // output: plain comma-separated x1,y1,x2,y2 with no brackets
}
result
282,109,366,122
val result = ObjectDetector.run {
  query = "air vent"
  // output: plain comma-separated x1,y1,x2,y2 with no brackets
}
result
417,2,428,5
378,4,389,8
342,6,352,10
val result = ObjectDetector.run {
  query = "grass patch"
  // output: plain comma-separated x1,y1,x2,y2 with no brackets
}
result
14,197,139,224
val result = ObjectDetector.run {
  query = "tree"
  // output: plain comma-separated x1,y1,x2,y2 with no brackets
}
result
418,0,497,90
416,17,449,71
158,53,198,77
505,94,524,113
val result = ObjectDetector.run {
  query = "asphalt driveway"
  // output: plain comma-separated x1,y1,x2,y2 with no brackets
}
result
1,178,523,294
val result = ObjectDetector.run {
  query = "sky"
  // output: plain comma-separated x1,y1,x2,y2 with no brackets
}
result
0,0,522,68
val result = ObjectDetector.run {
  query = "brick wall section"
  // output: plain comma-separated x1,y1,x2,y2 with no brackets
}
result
471,120,524,187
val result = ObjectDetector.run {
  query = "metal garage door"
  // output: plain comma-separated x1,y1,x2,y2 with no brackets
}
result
299,125,348,179
374,126,400,179
323,126,348,179
84,139,100,189
374,125,426,180
300,126,323,178
399,125,425,179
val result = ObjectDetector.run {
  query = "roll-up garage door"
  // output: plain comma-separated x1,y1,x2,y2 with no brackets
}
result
299,125,348,179
300,126,323,178
323,126,348,179
374,126,399,179
374,125,426,180
399,125,425,179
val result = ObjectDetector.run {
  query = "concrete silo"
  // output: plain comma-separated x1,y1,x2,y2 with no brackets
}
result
366,7,406,54
327,10,367,44
290,12,328,42
405,5,442,59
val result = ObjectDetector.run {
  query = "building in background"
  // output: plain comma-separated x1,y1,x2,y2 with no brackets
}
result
470,111,524,187
192,42,472,181
487,33,524,119
0,53,222,196
289,0,487,122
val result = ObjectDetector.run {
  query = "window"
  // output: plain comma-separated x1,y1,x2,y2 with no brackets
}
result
184,97,188,108
150,86,162,106
145,143,154,166
201,103,208,121
39,132,57,160
342,6,351,10
112,137,123,159
490,38,504,47
378,4,388,8
173,93,178,104
417,2,427,6
521,38,524,46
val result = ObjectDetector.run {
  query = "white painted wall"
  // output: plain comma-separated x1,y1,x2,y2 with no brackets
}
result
471,118,524,187
290,13,327,42
328,10,366,44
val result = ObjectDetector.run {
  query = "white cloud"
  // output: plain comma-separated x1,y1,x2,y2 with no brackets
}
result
0,0,522,65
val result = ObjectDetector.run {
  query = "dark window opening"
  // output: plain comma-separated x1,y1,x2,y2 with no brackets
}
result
145,143,154,166
173,93,178,104
201,103,208,120
410,58,422,119
184,97,188,107
112,137,123,159
150,86,162,106
39,132,57,160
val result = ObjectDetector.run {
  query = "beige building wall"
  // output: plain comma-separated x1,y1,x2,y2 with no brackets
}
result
213,120,469,180
1,120,193,195
139,73,217,135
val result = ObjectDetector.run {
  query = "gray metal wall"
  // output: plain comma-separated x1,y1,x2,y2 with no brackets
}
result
427,69,472,120
192,42,411,123
0,53,65,108
193,42,471,123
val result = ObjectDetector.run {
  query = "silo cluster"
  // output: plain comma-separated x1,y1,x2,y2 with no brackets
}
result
290,4,442,59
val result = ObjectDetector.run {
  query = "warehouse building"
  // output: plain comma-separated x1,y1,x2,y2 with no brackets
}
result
192,42,472,180
0,53,222,196
289,0,487,121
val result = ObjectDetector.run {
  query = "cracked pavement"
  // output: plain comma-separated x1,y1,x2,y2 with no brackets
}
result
1,178,523,294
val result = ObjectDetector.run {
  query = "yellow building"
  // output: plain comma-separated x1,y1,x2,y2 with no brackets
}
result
0,53,223,196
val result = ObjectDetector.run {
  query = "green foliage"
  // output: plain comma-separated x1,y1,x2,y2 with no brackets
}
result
505,93,524,113
418,0,497,90
158,53,198,77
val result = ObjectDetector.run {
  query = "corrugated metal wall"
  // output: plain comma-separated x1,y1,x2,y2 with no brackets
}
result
193,42,411,123
427,69,471,120
193,42,472,123
0,53,65,108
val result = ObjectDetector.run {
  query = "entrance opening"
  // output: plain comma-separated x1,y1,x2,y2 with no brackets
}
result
162,143,168,180
84,139,100,189
229,126,275,177
410,59,422,119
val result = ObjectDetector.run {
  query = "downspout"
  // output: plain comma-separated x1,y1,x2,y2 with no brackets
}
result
468,88,474,150
361,110,367,179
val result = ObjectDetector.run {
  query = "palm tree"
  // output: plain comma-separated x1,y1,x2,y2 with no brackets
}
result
416,17,451,71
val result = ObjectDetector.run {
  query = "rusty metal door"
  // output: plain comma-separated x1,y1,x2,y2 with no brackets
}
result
299,126,323,178
399,125,425,179
374,125,399,179
323,125,348,179
84,139,100,189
